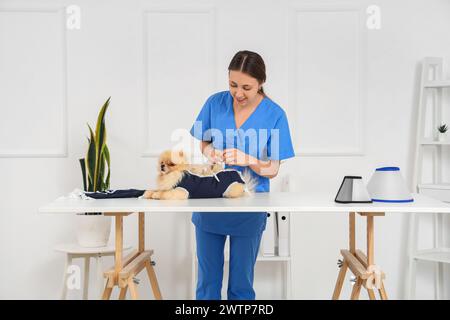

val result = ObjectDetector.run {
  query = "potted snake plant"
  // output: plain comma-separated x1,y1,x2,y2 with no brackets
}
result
76,97,112,247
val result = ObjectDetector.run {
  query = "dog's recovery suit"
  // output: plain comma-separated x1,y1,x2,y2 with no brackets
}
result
175,169,245,198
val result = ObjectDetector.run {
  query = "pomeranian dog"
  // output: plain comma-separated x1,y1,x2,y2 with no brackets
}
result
143,149,257,200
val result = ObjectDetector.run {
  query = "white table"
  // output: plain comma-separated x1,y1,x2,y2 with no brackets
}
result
39,192,450,300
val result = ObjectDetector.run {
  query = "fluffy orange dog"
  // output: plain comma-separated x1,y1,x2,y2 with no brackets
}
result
143,150,256,200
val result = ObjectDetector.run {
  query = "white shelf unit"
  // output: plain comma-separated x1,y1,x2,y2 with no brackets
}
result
407,57,450,299
424,80,450,88
412,248,450,264
420,140,450,145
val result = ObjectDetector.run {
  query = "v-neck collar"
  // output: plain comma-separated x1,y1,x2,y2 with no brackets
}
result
229,92,266,130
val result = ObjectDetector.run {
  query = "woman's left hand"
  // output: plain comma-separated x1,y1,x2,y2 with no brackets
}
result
223,148,256,166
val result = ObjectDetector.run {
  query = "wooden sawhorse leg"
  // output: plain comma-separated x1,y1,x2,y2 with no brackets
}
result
101,212,162,300
332,212,388,300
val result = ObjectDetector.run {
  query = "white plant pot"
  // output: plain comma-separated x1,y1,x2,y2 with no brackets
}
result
438,132,447,142
76,214,112,247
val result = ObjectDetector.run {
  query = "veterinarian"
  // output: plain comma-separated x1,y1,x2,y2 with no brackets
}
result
190,50,295,300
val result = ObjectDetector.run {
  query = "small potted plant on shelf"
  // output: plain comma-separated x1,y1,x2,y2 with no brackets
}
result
437,124,448,142
76,97,112,247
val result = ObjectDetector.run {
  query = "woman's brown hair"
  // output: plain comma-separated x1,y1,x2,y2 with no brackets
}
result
228,50,267,96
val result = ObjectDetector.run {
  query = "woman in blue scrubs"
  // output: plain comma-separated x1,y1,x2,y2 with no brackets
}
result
189,50,295,300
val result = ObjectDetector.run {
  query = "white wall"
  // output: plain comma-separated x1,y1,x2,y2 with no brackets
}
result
1,0,450,299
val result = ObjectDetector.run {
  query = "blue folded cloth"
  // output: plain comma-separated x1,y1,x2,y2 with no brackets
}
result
84,189,145,199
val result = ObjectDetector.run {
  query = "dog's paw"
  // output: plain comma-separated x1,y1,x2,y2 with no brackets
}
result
150,191,161,200
143,190,154,199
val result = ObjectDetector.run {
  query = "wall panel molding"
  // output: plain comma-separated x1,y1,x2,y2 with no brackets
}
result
142,6,216,157
288,4,367,156
0,8,68,158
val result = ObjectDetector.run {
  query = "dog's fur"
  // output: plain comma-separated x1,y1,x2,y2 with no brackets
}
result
143,150,256,200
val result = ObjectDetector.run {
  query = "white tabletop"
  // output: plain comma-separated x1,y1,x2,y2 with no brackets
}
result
38,192,450,214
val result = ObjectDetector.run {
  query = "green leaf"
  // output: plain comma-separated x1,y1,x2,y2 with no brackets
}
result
104,144,111,189
98,154,105,191
86,124,96,191
87,170,94,191
105,168,111,190
438,124,448,133
93,97,110,191
79,158,87,191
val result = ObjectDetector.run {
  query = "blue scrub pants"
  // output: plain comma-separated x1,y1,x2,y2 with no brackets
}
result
195,227,262,300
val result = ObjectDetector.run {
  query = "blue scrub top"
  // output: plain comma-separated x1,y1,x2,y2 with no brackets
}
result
189,91,295,236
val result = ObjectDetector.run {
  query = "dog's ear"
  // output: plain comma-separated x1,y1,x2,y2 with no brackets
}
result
171,149,185,164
